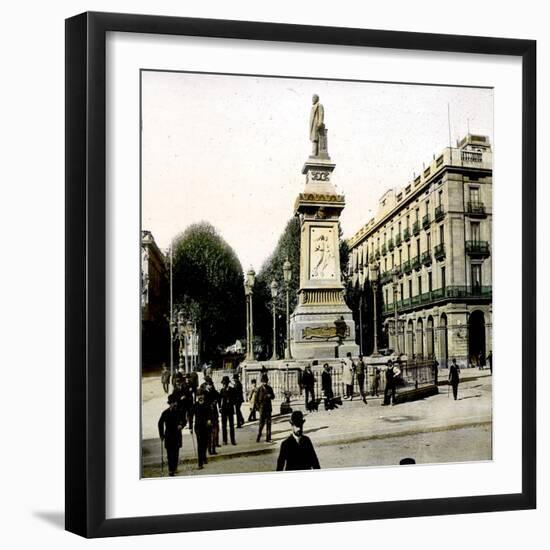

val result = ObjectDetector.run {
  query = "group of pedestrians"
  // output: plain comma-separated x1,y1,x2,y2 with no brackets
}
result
157,368,278,476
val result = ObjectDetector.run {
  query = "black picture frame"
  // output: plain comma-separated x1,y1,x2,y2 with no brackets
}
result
65,11,536,538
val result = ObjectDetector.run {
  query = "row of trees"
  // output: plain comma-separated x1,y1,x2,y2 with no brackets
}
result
166,217,382,365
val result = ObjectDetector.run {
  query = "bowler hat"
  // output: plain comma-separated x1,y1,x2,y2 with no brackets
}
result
167,393,178,404
221,375,230,385
290,410,305,426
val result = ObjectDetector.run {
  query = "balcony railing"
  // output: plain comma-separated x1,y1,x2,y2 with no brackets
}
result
380,271,393,284
388,238,394,252
435,205,445,221
434,243,446,260
375,249,381,260
403,228,411,241
381,243,387,256
411,256,421,270
465,240,490,256
421,251,432,266
461,151,483,164
422,214,431,229
412,221,420,236
402,260,412,274
466,201,487,216
395,234,402,247
382,285,492,315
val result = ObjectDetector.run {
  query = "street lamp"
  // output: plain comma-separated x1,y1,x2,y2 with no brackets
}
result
270,280,279,360
246,267,256,361
177,310,186,370
369,262,380,356
392,268,400,355
186,320,194,371
244,280,252,361
283,257,293,359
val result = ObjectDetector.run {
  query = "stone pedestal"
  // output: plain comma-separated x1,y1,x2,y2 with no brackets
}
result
289,151,360,360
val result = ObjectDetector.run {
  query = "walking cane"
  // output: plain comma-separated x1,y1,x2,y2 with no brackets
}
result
160,438,164,477
447,382,450,398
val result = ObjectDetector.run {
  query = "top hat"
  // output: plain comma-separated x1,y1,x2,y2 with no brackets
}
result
260,373,269,383
290,410,305,427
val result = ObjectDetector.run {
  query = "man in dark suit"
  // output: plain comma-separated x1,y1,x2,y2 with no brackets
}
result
218,375,236,445
232,373,245,428
193,390,213,469
321,363,334,410
449,357,461,400
158,394,186,476
382,360,400,406
256,374,275,443
276,410,321,471
302,364,315,409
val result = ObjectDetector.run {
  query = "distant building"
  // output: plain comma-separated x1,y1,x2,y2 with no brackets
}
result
141,230,169,369
348,135,492,367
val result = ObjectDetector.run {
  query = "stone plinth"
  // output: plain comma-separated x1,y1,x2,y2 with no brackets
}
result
289,153,359,361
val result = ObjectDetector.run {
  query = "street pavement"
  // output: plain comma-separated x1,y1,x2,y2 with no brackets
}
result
142,369,492,477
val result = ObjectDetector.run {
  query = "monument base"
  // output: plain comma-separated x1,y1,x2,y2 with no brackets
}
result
290,303,360,360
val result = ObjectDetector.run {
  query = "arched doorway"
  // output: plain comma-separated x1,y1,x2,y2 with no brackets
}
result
406,319,414,357
416,318,424,359
427,316,434,358
468,310,486,366
440,313,448,368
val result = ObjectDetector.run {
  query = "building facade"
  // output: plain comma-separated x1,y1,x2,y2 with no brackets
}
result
141,230,169,369
348,135,492,367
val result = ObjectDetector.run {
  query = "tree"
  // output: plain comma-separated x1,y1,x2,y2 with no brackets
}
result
172,222,245,362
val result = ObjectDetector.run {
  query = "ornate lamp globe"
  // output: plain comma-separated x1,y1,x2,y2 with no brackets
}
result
246,266,256,288
283,257,292,283
270,280,279,298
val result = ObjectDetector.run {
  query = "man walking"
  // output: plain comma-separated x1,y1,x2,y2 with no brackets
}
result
160,363,171,394
193,390,212,469
276,411,321,471
233,373,245,428
382,360,399,406
200,376,220,455
372,367,381,397
343,353,355,400
247,378,258,422
302,364,315,409
449,357,461,400
218,375,237,445
256,374,275,443
321,363,335,410
356,354,367,404
158,394,186,476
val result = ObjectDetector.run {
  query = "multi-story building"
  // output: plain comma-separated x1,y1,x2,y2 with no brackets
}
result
348,135,492,367
141,230,169,369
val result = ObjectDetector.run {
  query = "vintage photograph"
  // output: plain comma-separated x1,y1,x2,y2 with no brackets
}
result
140,71,493,478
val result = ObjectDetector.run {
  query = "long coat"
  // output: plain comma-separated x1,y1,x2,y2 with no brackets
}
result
276,434,321,471
256,384,275,414
158,407,185,450
342,359,354,385
309,101,324,142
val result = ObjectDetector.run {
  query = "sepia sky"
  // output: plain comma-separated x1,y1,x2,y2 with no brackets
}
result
141,71,493,272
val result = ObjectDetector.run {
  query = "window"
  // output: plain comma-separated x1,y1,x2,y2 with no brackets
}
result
399,249,402,265
385,288,389,305
439,224,444,244
398,221,401,234
384,258,387,271
438,189,443,206
470,186,480,203
407,244,411,260
408,279,413,299
471,221,481,242
415,208,419,221
427,232,431,251
425,199,430,215
400,283,404,300
406,214,410,229
428,271,433,292
471,264,482,294
391,254,394,268
441,266,446,289
416,238,420,257
418,276,422,296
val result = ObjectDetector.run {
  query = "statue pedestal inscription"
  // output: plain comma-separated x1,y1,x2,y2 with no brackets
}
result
289,98,359,360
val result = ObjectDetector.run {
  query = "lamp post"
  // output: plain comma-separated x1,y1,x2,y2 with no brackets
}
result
177,310,185,370
244,280,252,361
283,257,293,359
369,262,380,356
270,280,279,360
392,268,400,355
246,267,256,361
358,294,364,355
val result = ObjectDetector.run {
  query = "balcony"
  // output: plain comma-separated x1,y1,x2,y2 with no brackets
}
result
381,243,387,256
402,260,412,274
461,151,483,164
466,240,490,257
422,214,431,229
434,243,446,260
412,221,420,236
466,201,487,217
421,251,432,266
411,256,421,270
381,285,492,315
403,228,411,241
374,249,380,260
395,234,402,247
388,238,394,252
380,271,393,284
435,205,445,221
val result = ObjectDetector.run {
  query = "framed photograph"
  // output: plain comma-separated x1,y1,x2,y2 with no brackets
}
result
65,11,536,538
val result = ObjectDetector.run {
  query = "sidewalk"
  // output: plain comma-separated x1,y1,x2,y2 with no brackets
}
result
142,370,492,470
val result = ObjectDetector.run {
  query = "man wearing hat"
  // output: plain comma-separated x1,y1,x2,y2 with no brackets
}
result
193,390,213,469
158,393,186,476
232,373,245,428
218,375,237,445
276,411,321,471
256,373,275,443
382,359,400,406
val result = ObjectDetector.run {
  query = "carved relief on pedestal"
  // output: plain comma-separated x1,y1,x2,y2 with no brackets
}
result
309,227,336,280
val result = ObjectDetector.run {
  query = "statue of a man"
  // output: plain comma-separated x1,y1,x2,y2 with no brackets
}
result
309,94,325,157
